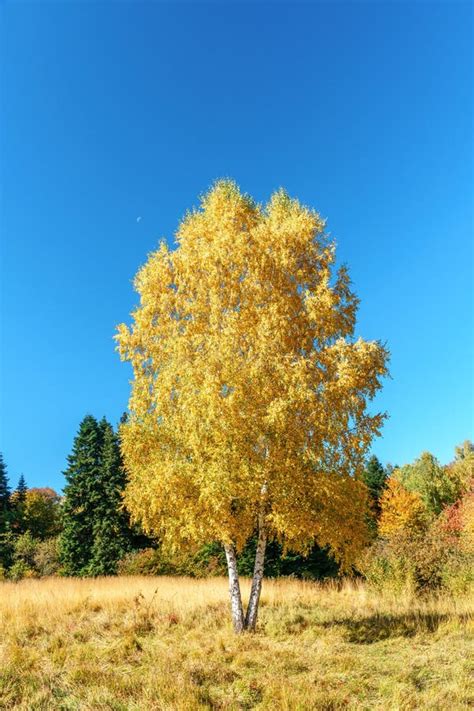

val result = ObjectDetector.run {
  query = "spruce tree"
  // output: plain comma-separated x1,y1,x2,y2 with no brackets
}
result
86,420,132,575
362,455,387,522
0,453,11,533
60,415,138,576
11,474,28,534
0,453,13,569
60,415,104,575
16,475,28,502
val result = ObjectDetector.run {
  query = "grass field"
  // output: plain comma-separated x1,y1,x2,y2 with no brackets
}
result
0,576,472,710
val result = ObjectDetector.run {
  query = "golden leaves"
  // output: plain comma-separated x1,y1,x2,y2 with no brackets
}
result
379,478,427,538
116,180,389,564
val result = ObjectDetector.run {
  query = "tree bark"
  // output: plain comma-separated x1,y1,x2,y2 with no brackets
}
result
244,513,267,631
224,543,245,633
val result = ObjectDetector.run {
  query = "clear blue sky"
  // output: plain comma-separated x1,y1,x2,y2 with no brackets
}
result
1,1,472,492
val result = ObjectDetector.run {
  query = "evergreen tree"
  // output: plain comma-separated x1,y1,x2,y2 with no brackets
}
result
60,415,138,576
11,474,28,534
86,420,132,575
59,415,104,575
16,475,28,502
362,455,387,531
0,453,13,569
0,453,11,533
363,456,387,508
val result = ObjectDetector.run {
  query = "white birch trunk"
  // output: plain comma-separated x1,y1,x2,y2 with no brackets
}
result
224,543,245,633
244,513,267,631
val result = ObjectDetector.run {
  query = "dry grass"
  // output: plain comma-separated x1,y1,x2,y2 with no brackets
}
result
0,576,473,709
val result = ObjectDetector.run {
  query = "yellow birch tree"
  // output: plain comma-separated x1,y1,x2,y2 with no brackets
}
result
116,181,389,632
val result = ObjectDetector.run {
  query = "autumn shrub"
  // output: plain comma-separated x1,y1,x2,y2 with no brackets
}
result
441,549,474,595
33,537,61,576
117,544,228,577
3,532,62,580
7,559,36,581
438,485,474,594
117,540,340,580
361,521,472,594
117,548,163,576
359,537,416,594
11,531,37,570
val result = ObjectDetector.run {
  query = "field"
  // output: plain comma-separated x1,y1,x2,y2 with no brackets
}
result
0,577,473,710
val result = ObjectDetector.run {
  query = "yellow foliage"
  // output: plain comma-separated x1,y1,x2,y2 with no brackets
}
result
460,487,474,553
116,181,389,568
379,478,427,538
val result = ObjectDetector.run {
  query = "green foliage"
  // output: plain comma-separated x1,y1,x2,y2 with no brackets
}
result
0,529,15,570
362,456,387,508
85,420,133,575
6,531,37,580
3,534,62,580
360,521,473,594
12,531,37,567
33,537,61,577
60,415,135,577
395,452,461,516
15,475,27,502
60,415,104,575
10,475,28,534
118,539,339,580
23,488,61,539
0,453,11,537
362,455,387,534
455,440,474,461
441,549,474,595
8,560,35,581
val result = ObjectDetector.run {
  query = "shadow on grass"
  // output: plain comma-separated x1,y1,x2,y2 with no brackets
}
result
320,611,471,644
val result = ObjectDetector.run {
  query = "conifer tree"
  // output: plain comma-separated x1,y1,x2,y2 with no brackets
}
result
16,475,28,502
0,453,11,534
60,415,135,576
362,456,387,514
86,420,132,575
0,453,13,568
60,415,104,575
11,474,28,534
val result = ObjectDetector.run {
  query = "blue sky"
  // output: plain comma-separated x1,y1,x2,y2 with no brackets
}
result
1,1,472,492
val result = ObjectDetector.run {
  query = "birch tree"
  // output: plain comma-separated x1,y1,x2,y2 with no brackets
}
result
116,181,388,632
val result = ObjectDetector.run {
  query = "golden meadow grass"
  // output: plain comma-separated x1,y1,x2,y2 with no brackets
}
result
0,576,473,710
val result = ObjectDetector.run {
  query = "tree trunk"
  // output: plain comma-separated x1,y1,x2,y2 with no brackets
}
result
224,543,245,633
244,514,267,631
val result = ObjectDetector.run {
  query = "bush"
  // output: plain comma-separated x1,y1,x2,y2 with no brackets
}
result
117,544,227,577
8,560,36,581
117,540,339,580
441,550,474,595
360,523,473,594
12,532,37,569
33,537,61,576
359,538,416,595
117,548,165,576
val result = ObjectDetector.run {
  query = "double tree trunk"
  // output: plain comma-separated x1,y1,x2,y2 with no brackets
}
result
224,543,245,633
224,512,267,633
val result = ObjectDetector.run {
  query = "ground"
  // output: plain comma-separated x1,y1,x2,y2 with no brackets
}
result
0,576,472,710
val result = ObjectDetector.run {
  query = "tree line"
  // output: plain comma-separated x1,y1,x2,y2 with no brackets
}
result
1,415,472,590
0,415,147,579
